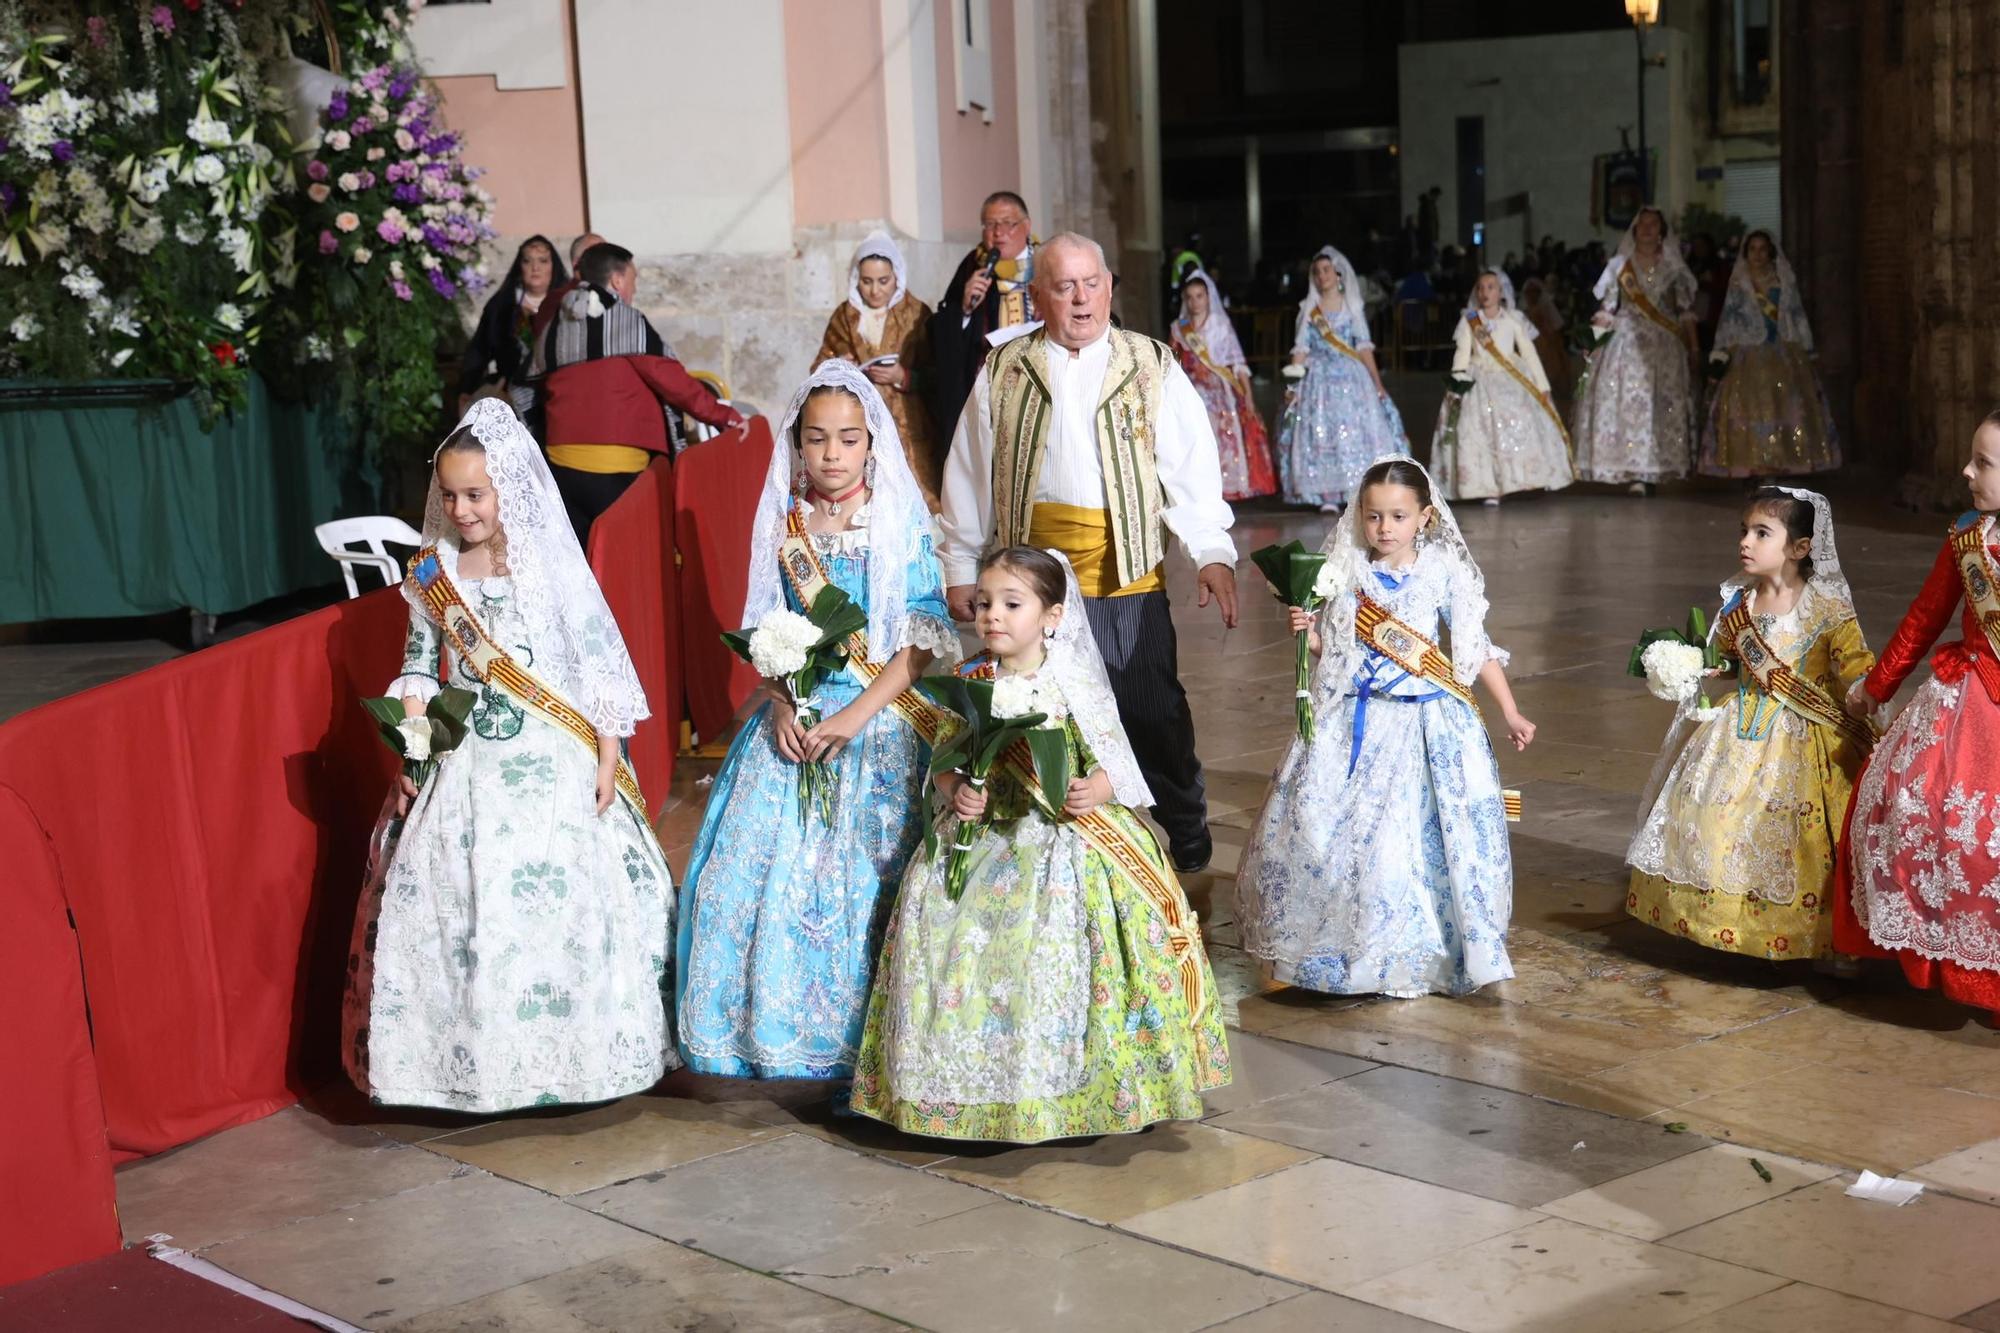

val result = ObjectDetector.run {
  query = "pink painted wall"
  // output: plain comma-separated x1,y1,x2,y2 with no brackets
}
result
432,74,587,239
935,0,1022,231
783,0,893,227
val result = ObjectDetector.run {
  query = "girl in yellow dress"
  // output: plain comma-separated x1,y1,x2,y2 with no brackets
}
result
1626,488,1875,959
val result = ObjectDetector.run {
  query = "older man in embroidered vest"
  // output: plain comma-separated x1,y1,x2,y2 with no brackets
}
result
939,232,1239,872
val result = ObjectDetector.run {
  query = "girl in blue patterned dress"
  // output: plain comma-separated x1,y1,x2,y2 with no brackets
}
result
1236,457,1535,997
675,361,960,1079
1278,246,1410,512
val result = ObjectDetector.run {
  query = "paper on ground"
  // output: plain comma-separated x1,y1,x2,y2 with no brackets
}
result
1845,1170,1925,1206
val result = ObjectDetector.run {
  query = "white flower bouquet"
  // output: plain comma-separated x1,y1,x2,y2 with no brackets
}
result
361,686,478,794
723,585,869,827
917,672,1073,900
1251,540,1334,741
1628,606,1729,704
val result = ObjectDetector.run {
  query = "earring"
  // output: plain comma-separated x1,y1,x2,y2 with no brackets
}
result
1042,625,1056,640
864,454,878,487
793,460,810,497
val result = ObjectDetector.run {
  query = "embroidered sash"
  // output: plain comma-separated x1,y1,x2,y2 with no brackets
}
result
1308,305,1371,369
1353,594,1476,707
1753,285,1783,329
776,505,954,746
1713,597,1874,750
1467,312,1569,443
959,659,1211,1019
1951,516,2000,660
1616,263,1684,338
409,548,648,816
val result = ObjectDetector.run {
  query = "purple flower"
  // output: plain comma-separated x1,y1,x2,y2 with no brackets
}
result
352,117,373,135
421,161,451,180
391,279,413,301
0,84,12,108
360,68,386,93
376,218,405,244
357,169,377,189
388,74,415,102
421,223,450,250
326,91,348,122
423,134,457,157
150,5,174,33
428,268,457,300
86,16,110,47
393,184,421,204
50,140,73,164
306,159,328,182
318,229,339,255
0,137,10,156
442,184,463,202
0,182,17,214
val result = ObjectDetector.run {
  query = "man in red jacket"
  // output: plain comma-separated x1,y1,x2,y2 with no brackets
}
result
529,242,748,540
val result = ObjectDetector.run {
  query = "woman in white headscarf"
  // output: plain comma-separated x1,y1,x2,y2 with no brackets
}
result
1431,269,1573,504
1277,245,1410,512
1698,230,1840,478
343,399,677,1111
676,360,959,1084
1571,206,1700,493
1170,268,1276,501
1627,487,1874,959
814,230,941,507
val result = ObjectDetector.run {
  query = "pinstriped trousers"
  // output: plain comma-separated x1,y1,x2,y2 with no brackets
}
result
1082,589,1208,851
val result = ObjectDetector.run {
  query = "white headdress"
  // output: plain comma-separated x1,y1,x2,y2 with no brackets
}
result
1718,485,1854,614
1595,206,1696,304
846,229,908,316
1312,453,1500,691
1173,267,1248,372
1041,549,1152,807
1714,230,1814,353
742,359,959,666
1297,245,1371,347
1464,267,1517,317
412,398,650,736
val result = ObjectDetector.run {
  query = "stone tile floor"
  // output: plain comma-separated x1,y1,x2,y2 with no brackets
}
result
97,487,2000,1329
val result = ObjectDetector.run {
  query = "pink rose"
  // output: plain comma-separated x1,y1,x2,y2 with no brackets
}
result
334,211,360,233
307,183,331,203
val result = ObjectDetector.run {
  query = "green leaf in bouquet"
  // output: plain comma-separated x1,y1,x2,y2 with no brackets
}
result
807,584,869,645
1626,627,1694,678
720,628,753,662
1023,726,1073,817
426,686,478,753
1285,549,1329,606
1249,541,1310,602
976,713,1046,773
362,695,408,733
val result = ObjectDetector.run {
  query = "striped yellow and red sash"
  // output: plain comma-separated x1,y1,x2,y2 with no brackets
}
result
408,547,648,816
1616,263,1684,338
1467,312,1569,444
1951,517,2000,660
1713,599,1874,750
1354,593,1476,707
777,506,953,746
1309,305,1372,370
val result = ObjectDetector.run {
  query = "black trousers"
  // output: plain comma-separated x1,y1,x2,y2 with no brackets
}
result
549,464,642,546
1082,589,1208,850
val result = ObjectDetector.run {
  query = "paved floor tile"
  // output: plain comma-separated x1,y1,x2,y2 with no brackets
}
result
1908,1137,2000,1206
1587,1040,1814,1113
1121,1157,1536,1292
201,1171,644,1327
1201,1289,1454,1331
1667,1281,1966,1332
114,1105,459,1249
424,1093,786,1195
1663,1177,2000,1318
932,1120,1315,1222
1209,1064,1709,1206
1343,1216,1786,1332
383,1240,902,1331
1536,1144,1834,1240
1197,1031,1378,1118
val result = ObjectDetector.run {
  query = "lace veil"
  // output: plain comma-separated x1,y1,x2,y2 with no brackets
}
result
1714,230,1814,353
741,358,958,665
1594,206,1695,305
1464,267,1517,316
1042,549,1152,807
1718,485,1855,615
1311,453,1500,693
410,398,650,736
1174,267,1249,371
846,229,908,317
1295,245,1371,349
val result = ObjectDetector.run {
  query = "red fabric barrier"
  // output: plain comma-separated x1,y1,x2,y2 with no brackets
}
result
588,457,679,804
674,417,773,739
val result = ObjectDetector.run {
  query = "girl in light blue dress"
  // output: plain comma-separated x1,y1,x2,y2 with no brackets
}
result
1236,456,1535,997
1278,246,1410,512
675,360,959,1079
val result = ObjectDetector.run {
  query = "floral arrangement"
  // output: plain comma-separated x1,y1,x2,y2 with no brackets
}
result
1629,606,1728,705
722,586,869,827
1250,540,1338,741
362,684,475,790
918,671,1072,900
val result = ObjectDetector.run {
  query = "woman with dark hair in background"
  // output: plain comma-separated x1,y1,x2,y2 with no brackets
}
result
457,234,566,430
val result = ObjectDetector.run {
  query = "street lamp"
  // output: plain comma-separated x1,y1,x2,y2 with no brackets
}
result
1627,0,1661,203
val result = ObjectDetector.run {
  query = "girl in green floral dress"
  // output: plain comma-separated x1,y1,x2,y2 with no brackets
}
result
850,546,1229,1141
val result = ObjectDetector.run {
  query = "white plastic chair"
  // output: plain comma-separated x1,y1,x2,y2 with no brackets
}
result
315,516,424,598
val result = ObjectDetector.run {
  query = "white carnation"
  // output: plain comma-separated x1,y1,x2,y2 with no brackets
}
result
1311,561,1341,601
192,154,225,185
214,303,245,332
990,675,1037,720
337,171,361,193
1640,640,1706,703
326,129,352,152
394,715,435,762
10,314,41,342
115,90,160,119
748,608,819,678
60,264,103,303
187,116,232,148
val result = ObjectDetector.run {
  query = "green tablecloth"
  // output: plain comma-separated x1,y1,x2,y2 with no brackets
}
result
0,376,364,624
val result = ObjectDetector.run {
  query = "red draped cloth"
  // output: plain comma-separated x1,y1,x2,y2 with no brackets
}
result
1833,529,2000,1016
587,457,679,800
675,417,772,740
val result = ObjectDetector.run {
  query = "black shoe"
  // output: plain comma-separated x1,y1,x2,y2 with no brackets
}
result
1170,833,1213,874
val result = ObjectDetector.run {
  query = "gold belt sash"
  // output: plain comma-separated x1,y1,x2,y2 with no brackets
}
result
1309,306,1371,369
1617,264,1684,338
1753,286,1783,328
1467,312,1569,445
1951,519,2000,658
1715,600,1874,750
1354,593,1476,706
1027,502,1163,598
777,506,953,745
409,548,648,815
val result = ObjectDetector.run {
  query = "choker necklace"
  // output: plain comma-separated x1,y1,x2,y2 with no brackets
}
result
810,480,867,518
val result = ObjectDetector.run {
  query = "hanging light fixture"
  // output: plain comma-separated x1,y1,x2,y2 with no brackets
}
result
1626,0,1661,27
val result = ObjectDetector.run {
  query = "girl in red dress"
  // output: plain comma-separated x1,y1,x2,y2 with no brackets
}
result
1836,412,2000,1017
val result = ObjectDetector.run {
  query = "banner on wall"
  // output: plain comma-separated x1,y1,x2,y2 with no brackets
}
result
1593,150,1655,231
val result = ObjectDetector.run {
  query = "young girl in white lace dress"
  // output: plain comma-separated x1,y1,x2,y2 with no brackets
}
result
1236,457,1535,997
343,399,676,1111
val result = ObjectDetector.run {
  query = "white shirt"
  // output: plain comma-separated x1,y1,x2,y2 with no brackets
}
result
938,329,1238,585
